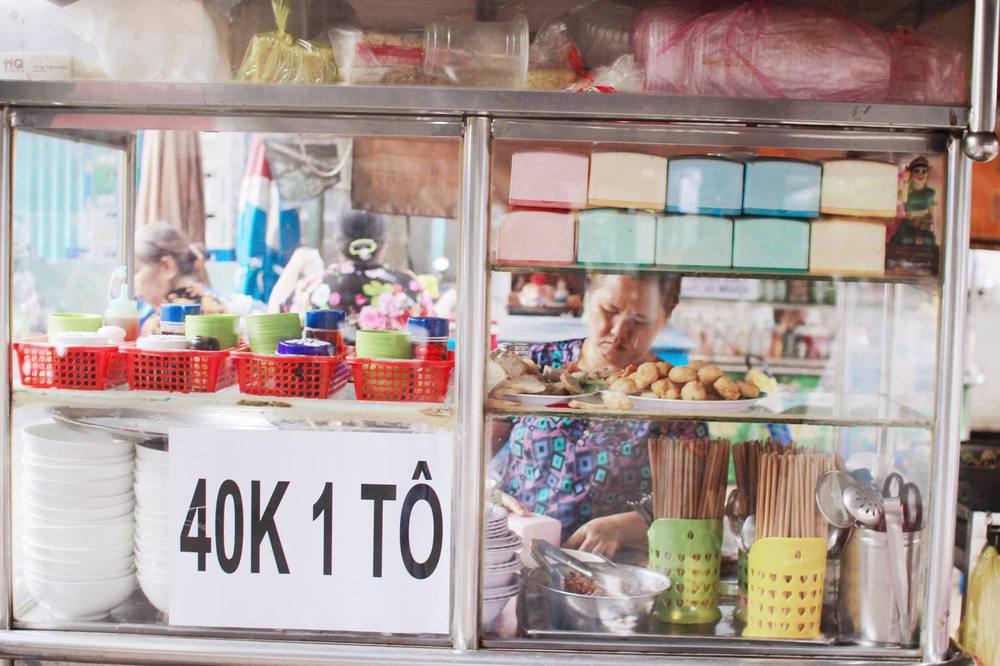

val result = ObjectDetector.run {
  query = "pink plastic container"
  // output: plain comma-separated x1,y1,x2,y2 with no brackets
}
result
509,151,589,210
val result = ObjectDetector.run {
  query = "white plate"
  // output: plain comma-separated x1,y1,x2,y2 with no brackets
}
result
600,391,765,413
506,392,597,408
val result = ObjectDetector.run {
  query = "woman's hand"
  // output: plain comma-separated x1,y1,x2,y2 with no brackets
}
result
563,511,648,558
498,492,531,517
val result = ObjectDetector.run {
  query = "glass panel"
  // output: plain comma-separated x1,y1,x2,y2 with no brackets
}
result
10,125,460,640
483,136,941,652
0,0,972,106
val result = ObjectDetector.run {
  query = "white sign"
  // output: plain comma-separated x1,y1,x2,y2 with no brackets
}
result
167,428,453,634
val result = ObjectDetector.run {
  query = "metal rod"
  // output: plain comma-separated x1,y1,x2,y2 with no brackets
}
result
969,0,1000,134
875,283,897,461
451,115,491,651
122,133,137,299
923,136,972,662
964,0,1000,160
0,108,12,634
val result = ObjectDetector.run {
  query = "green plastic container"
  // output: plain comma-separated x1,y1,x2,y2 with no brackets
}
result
732,217,810,271
47,313,102,337
577,209,656,266
187,314,241,351
244,313,300,354
648,518,723,625
655,215,733,268
355,329,412,360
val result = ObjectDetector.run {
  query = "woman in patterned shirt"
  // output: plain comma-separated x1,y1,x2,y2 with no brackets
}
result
494,273,707,557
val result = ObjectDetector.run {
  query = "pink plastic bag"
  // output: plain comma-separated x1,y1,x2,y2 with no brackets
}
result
888,28,967,105
644,1,892,102
635,0,719,94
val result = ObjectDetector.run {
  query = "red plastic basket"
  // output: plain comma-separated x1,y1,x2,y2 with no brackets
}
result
231,351,349,399
13,338,126,390
122,346,237,393
346,355,454,403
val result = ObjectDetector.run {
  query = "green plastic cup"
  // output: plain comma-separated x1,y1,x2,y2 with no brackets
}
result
186,314,240,350
47,313,102,338
245,313,301,354
648,518,723,625
355,329,413,359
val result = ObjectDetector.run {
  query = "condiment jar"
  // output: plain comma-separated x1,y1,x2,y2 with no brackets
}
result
304,309,346,354
160,303,202,335
104,267,140,341
406,316,449,360
276,338,334,356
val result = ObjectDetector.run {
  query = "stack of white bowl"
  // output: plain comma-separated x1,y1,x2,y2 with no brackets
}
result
20,422,137,621
134,444,169,614
482,502,522,630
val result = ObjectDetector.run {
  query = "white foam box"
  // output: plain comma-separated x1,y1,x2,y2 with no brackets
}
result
820,159,899,218
587,152,668,210
809,217,886,275
495,210,576,265
577,209,657,265
507,512,561,552
509,151,590,209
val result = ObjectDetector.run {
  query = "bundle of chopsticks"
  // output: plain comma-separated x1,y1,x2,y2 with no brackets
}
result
731,439,786,518
753,448,834,540
650,436,731,520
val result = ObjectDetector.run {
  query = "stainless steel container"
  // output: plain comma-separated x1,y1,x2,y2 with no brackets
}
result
522,563,670,635
838,528,924,646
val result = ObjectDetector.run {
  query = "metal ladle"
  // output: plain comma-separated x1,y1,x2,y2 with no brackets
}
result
843,482,884,528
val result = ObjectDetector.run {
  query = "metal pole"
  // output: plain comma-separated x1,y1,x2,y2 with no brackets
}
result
875,284,897,462
452,115,490,650
964,0,1000,161
923,136,972,662
121,133,138,299
0,108,13,634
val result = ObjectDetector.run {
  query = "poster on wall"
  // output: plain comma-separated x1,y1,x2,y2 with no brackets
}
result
167,429,453,635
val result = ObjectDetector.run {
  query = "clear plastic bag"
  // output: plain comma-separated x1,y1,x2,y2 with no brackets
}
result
643,1,892,102
328,28,427,85
566,54,643,93
236,0,339,84
960,544,1000,666
634,0,718,94
888,28,968,105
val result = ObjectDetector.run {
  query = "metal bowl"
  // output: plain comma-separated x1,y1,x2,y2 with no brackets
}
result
522,563,669,635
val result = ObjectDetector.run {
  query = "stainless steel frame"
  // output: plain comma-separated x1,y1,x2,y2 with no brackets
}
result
121,133,137,300
0,109,11,637
0,80,979,664
0,82,969,131
452,115,491,651
923,136,973,663
964,0,1000,160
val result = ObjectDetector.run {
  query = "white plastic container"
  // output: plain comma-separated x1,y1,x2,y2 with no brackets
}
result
423,15,528,88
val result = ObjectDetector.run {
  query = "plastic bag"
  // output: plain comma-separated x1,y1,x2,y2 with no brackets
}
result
888,28,968,105
236,0,339,84
60,0,230,82
329,28,426,85
961,544,1000,666
656,1,892,102
564,0,638,69
526,17,584,91
565,54,643,93
634,0,718,93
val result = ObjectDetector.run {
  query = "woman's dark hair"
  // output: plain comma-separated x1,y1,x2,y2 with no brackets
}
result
337,209,387,267
587,273,682,315
136,221,210,285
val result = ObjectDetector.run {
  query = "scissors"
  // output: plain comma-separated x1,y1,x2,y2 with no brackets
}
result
881,472,923,532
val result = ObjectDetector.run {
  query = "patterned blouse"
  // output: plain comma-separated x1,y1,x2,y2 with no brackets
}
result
283,262,432,344
499,339,708,540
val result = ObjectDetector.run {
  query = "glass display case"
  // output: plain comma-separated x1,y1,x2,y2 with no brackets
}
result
0,0,995,664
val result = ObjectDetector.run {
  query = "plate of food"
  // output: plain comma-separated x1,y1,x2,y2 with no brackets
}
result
506,391,599,408
488,350,608,405
583,360,766,413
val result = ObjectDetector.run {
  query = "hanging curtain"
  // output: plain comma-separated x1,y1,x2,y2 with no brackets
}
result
136,130,207,244
235,136,301,303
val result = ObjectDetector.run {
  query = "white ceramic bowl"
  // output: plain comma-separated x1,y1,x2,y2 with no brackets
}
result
26,522,134,550
483,576,520,600
133,487,167,510
481,591,517,631
134,463,166,479
21,423,129,459
135,554,168,577
135,446,167,461
22,486,132,510
25,571,137,620
135,541,169,563
25,552,134,579
23,452,134,469
484,541,522,566
22,499,134,523
25,541,133,563
22,459,133,483
25,475,134,497
23,564,134,583
483,558,522,589
138,571,169,614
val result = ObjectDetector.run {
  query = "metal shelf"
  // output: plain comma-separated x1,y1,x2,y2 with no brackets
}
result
0,81,968,130
488,391,932,430
492,263,940,287
11,386,454,429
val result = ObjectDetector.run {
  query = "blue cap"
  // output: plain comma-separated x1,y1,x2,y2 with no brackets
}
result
305,309,346,330
276,338,333,356
181,304,201,317
160,304,185,323
407,316,449,338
